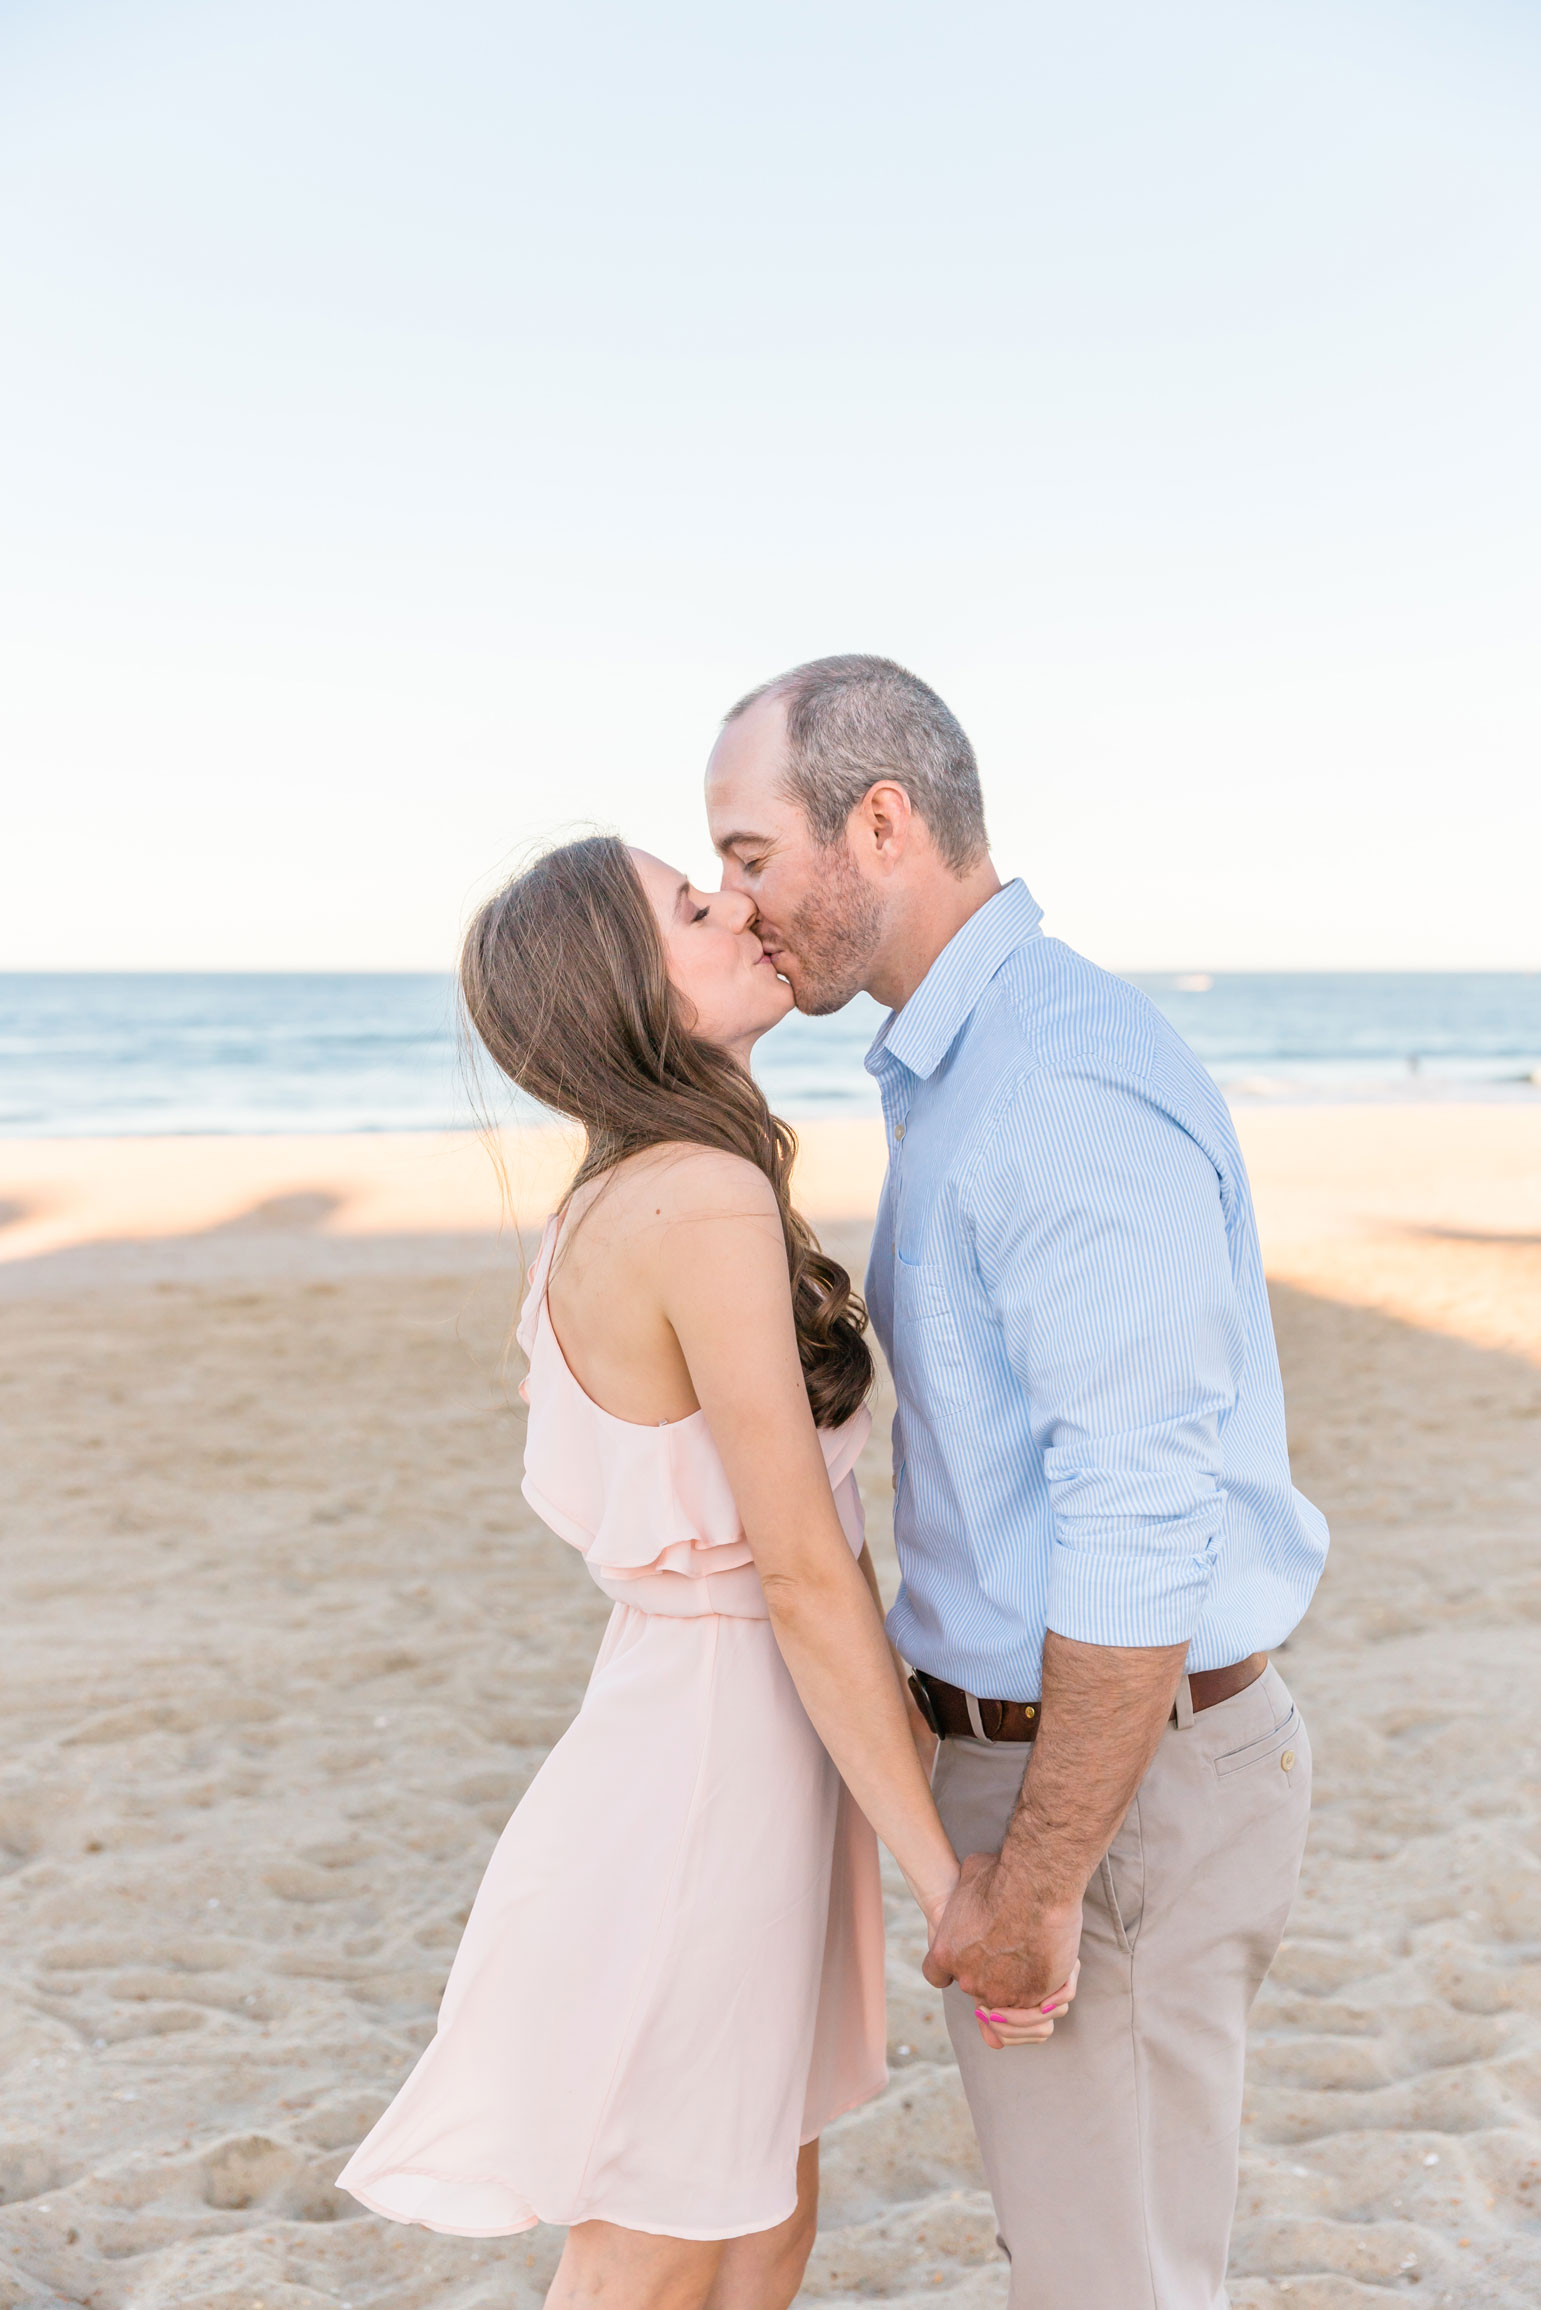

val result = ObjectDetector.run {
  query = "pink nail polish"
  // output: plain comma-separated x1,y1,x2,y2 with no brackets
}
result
988,2011,1008,2022
1040,1999,1057,2012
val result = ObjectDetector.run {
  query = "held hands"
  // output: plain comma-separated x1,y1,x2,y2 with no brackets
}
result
923,1850,1084,2039
968,1959,1079,2049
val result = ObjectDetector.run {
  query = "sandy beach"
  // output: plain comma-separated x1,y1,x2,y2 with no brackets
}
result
2,1106,1539,2310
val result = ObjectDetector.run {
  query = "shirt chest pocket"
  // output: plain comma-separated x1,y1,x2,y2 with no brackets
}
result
891,1250,975,1405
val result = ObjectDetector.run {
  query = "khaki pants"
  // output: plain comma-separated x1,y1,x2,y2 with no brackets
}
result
932,1664,1310,2310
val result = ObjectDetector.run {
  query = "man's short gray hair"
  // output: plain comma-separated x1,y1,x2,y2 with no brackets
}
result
724,654,988,874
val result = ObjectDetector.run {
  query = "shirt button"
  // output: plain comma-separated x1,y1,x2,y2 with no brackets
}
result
1280,1749,1296,1772
894,1123,906,1141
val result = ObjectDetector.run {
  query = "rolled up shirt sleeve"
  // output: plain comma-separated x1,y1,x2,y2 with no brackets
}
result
963,1060,1246,1649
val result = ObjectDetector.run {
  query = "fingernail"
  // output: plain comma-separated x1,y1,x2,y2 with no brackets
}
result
973,2007,987,2019
988,2011,1008,2022
1040,1999,1057,2012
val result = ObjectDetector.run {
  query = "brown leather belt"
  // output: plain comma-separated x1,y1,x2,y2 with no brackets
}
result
910,1654,1268,1744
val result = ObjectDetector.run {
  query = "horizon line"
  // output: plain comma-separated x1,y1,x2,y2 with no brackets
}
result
1,964,1538,982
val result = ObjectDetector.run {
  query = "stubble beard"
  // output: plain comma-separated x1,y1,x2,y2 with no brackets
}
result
779,848,885,1017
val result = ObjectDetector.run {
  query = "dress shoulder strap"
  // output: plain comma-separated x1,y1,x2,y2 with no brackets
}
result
515,1212,563,1359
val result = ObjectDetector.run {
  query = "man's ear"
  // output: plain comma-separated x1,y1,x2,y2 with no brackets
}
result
857,780,914,870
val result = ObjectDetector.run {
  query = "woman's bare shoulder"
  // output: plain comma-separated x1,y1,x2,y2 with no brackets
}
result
604,1142,780,1227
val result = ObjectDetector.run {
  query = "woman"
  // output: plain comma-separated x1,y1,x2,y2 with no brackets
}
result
338,837,1071,2308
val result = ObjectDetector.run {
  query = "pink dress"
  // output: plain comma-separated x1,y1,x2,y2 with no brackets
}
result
336,1215,887,2241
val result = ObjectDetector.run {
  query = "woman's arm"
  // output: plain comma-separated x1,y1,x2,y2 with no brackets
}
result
650,1154,958,1933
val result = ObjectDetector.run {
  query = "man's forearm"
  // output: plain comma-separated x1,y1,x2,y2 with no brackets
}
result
924,1629,1193,2006
997,1631,1189,1910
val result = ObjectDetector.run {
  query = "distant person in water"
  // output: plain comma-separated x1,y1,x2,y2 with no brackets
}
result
703,655,1328,2309
337,832,1072,2305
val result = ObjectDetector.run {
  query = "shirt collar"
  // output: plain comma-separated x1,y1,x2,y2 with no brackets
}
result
865,879,1044,1082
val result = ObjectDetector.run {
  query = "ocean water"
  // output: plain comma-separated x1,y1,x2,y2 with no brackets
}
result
1,970,1537,1138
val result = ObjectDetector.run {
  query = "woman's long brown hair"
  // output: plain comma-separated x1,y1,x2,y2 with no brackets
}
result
460,835,873,1429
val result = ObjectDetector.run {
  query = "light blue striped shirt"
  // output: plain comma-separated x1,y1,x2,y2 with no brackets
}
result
864,879,1328,1700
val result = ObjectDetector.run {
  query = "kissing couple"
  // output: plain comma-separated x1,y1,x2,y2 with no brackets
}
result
339,656,1329,2310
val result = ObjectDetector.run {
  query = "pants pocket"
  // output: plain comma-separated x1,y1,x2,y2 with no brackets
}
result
1213,1703,1301,1780
1098,1800,1146,1954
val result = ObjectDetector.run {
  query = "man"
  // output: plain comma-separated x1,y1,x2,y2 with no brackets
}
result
705,654,1328,2310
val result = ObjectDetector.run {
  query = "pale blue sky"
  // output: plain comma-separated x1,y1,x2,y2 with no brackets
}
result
2,0,1537,970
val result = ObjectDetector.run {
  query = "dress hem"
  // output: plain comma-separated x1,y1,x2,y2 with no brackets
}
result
337,2068,890,2245
337,2170,803,2244
337,2174,541,2239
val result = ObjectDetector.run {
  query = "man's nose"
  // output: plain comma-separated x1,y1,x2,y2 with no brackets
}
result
717,855,750,895
719,886,758,930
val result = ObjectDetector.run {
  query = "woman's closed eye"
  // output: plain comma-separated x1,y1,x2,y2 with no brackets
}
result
691,903,710,924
